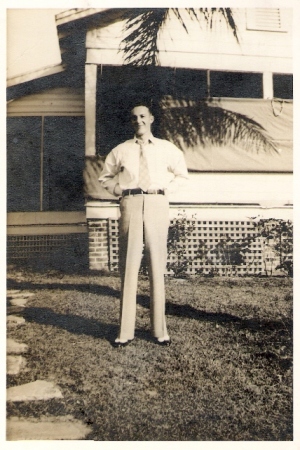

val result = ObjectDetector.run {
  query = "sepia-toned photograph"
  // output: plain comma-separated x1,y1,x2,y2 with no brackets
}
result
6,4,294,443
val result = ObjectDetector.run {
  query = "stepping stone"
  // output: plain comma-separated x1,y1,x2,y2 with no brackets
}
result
7,380,63,402
7,415,92,440
10,298,29,307
9,292,35,299
7,316,25,328
7,306,24,315
7,339,28,354
7,290,21,295
145,389,158,398
7,355,27,375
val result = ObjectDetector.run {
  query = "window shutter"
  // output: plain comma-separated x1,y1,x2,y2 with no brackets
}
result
246,9,287,32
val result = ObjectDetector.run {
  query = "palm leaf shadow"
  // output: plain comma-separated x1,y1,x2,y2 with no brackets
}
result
120,9,169,66
119,8,278,154
159,100,279,153
120,8,239,66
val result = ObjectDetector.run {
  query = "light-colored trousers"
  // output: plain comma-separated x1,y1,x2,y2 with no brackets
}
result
118,194,170,341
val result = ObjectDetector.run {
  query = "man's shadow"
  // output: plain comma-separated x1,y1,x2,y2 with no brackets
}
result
7,278,119,298
7,277,121,345
7,278,291,342
137,294,291,334
22,306,119,343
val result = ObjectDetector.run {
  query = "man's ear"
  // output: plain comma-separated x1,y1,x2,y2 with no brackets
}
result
150,115,154,124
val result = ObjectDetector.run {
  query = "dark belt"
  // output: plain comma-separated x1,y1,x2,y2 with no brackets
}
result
122,188,164,197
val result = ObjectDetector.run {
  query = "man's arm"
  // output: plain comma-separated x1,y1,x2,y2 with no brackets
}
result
98,151,122,197
167,148,189,194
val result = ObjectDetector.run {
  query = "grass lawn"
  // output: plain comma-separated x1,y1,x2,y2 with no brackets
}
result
7,268,293,441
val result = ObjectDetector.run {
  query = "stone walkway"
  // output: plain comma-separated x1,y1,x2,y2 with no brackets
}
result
6,289,92,440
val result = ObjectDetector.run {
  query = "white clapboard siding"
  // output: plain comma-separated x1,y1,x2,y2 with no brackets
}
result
86,8,292,73
7,87,85,116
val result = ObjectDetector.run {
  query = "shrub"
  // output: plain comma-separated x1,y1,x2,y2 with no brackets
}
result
166,214,293,278
167,211,201,277
252,219,293,277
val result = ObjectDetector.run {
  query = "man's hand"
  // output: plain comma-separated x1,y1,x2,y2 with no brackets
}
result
113,183,122,197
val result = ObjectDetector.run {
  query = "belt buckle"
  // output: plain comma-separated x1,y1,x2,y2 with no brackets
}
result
132,189,143,196
147,189,164,195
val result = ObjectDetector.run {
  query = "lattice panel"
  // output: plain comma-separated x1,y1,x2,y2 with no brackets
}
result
107,219,271,276
8,235,67,259
7,233,88,266
108,219,120,271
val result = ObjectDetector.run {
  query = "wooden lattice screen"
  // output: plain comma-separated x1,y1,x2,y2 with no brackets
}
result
107,219,274,276
7,233,89,269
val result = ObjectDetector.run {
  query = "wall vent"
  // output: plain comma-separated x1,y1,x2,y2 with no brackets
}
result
246,9,287,32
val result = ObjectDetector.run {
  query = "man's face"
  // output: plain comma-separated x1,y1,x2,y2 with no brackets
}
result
130,106,154,138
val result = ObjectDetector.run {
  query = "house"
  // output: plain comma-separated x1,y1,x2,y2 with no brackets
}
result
7,8,293,274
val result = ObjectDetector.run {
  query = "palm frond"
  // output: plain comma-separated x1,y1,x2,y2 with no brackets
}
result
220,8,239,43
119,8,277,154
159,100,278,154
120,8,239,66
198,8,239,43
170,8,196,33
120,9,169,66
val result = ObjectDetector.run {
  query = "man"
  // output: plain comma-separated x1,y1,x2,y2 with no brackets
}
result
99,100,188,347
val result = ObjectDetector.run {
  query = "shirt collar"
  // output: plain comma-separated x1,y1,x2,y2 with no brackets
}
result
134,133,154,144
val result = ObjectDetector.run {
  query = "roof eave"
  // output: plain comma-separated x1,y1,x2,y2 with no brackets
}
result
7,64,65,88
55,8,111,26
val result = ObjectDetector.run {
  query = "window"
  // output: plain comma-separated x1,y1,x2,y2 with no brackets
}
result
174,69,208,100
210,71,263,98
96,65,292,172
7,116,85,212
273,74,293,99
7,117,41,212
43,117,85,211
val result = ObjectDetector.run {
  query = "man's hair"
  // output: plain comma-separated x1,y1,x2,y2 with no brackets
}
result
128,98,155,116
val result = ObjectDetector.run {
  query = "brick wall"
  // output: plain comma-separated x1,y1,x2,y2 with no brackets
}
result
87,219,109,270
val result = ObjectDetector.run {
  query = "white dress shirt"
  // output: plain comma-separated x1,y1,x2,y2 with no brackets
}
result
99,133,189,197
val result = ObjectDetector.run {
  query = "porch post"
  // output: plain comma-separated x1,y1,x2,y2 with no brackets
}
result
85,63,98,156
85,62,111,270
263,71,273,99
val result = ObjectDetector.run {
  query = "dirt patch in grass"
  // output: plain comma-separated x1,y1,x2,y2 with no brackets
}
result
7,268,293,441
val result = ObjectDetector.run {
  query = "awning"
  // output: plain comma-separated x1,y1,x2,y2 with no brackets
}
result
162,98,293,172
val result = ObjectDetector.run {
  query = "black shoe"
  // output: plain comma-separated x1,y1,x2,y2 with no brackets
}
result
113,339,133,348
156,338,171,346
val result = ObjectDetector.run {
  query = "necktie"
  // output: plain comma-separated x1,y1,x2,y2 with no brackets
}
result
137,140,151,192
